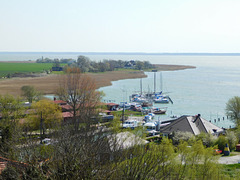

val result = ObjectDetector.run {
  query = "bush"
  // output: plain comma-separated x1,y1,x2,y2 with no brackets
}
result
226,131,238,151
196,132,216,147
215,135,228,152
172,131,194,145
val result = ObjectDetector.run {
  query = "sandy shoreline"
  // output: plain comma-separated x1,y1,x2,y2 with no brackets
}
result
153,64,196,71
0,64,195,96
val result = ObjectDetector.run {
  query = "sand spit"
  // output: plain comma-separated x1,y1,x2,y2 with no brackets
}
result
0,64,195,96
153,64,196,71
0,71,146,96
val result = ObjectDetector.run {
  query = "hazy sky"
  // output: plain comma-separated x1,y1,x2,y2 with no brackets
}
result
1,0,240,52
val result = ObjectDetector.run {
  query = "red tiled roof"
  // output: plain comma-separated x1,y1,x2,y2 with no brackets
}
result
107,103,119,106
61,104,72,110
53,100,67,105
103,110,111,113
62,112,73,118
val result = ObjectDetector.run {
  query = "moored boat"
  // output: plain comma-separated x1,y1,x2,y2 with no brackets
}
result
154,97,169,103
153,107,167,114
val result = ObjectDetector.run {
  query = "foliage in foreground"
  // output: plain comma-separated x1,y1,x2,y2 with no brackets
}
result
3,82,240,179
0,129,232,180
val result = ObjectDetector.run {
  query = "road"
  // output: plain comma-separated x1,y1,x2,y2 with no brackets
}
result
218,155,240,164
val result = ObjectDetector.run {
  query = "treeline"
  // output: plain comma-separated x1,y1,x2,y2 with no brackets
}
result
75,55,154,73
36,58,74,64
37,55,154,72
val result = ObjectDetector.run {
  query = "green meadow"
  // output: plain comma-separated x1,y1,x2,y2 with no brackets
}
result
0,62,65,77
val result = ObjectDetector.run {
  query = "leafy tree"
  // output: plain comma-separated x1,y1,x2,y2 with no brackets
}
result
0,94,23,121
107,60,117,71
21,86,42,103
52,58,60,67
226,130,238,151
98,61,109,72
143,61,153,69
215,135,228,152
117,60,125,68
172,131,194,145
135,61,144,70
77,55,91,73
196,132,216,147
226,96,240,126
89,61,98,72
112,138,177,179
177,140,221,179
0,95,23,158
26,99,62,131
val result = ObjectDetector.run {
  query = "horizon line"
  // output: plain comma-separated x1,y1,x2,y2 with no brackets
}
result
1,52,240,56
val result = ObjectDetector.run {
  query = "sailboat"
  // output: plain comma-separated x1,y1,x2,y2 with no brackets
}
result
153,72,174,104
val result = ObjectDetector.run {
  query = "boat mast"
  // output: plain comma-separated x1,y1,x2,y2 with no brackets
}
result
160,72,163,92
140,78,142,95
154,72,156,94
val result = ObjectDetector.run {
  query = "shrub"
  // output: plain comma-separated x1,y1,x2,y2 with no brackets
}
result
215,135,228,152
226,131,238,151
172,131,194,145
196,132,216,147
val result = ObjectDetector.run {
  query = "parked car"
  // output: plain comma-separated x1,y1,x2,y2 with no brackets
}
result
213,149,222,155
41,138,51,145
122,120,139,129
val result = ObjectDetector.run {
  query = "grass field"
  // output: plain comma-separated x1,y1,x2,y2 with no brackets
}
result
0,62,67,77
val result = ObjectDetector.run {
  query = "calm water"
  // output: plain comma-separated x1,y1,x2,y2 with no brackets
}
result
1,52,240,128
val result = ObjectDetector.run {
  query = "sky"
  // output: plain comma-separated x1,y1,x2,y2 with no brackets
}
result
1,0,240,53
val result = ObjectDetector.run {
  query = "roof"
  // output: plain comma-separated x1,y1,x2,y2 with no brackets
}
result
62,112,73,118
106,103,119,106
102,110,111,113
160,115,224,135
53,100,67,105
60,104,72,110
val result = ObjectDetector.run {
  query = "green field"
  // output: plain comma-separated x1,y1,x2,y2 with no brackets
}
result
0,62,65,77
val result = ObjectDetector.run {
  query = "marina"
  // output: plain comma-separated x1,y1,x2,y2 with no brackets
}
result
98,55,240,129
0,53,239,129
